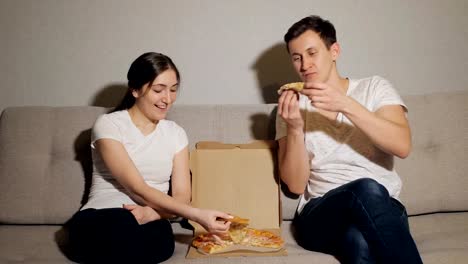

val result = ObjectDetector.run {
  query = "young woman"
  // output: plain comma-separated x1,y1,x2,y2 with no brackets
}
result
66,52,231,263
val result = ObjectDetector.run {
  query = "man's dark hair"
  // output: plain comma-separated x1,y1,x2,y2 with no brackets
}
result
284,15,337,51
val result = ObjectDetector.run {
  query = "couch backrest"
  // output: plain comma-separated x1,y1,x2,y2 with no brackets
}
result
0,107,107,224
1,91,467,224
396,91,468,215
0,105,278,224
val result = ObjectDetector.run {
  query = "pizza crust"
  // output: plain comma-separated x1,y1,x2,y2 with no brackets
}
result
196,244,283,255
229,215,249,225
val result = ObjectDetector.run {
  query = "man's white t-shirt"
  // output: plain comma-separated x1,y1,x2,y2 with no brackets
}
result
276,76,407,213
81,110,188,210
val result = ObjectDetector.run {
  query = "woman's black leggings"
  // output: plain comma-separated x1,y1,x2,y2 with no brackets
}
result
65,208,174,264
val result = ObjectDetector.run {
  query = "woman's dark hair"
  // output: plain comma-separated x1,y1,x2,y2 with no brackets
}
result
113,52,180,112
284,15,337,52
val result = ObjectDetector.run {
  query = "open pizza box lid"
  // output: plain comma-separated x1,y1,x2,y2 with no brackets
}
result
187,140,287,258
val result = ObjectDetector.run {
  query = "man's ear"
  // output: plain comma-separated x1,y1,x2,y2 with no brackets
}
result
330,42,341,61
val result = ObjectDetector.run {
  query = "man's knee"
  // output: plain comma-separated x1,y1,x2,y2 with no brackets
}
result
343,226,369,250
348,178,389,200
339,226,374,264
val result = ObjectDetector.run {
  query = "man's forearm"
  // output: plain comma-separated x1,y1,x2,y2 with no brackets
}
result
279,129,310,194
342,98,411,158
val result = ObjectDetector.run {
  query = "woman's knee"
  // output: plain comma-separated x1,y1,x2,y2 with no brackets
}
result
156,222,175,260
156,239,175,262
141,220,175,262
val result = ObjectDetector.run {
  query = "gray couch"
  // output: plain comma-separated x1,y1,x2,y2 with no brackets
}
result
1,91,467,263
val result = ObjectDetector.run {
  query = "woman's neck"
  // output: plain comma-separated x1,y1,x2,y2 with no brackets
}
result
127,106,157,134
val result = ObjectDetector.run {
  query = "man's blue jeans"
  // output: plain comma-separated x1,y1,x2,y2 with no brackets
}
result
294,178,423,264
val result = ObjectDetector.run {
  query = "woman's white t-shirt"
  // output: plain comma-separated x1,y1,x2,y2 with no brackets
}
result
81,110,188,210
276,76,407,213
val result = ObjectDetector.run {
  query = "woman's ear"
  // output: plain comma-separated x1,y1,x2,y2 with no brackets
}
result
131,89,139,98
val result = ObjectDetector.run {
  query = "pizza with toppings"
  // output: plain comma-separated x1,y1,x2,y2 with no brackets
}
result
243,228,284,248
192,215,284,254
191,232,234,254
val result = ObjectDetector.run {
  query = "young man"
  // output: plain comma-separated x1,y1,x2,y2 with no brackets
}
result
276,15,423,263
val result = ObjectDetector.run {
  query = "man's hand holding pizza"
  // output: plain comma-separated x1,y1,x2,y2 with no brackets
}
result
278,89,304,133
302,82,350,117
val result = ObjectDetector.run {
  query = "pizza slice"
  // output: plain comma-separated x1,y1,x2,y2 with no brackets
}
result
277,82,304,94
228,222,249,244
192,233,233,254
242,228,284,249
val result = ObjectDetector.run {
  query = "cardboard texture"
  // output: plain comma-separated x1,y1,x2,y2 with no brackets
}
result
187,140,287,258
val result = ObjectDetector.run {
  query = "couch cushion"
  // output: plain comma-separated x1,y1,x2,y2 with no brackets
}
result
397,91,468,215
2,213,467,264
0,225,71,263
166,221,339,264
0,221,339,264
409,212,468,263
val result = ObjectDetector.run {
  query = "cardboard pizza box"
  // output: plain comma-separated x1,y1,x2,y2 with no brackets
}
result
186,140,287,258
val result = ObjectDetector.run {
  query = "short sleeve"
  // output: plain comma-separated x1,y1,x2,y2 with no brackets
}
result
91,114,122,148
371,76,408,113
173,123,188,153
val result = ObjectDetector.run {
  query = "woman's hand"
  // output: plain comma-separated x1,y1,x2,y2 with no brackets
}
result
123,204,161,225
193,208,232,234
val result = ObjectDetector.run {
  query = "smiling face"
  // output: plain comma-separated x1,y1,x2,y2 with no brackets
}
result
131,69,179,123
288,30,340,83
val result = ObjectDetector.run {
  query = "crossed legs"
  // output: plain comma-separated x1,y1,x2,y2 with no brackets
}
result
294,178,422,264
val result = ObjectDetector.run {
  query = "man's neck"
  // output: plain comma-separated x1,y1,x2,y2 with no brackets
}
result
326,71,349,94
